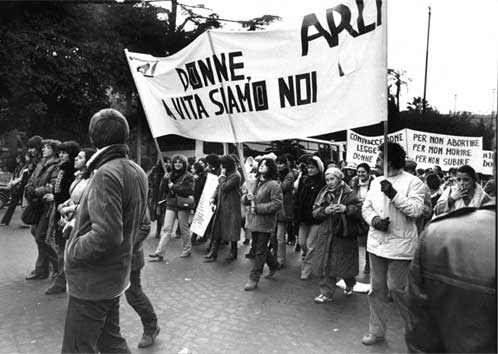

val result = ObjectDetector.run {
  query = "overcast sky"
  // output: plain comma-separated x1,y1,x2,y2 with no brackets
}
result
158,0,497,114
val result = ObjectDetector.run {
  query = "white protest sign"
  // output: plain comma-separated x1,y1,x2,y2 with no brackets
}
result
405,129,483,171
481,150,495,175
190,173,219,235
126,0,386,142
346,129,407,167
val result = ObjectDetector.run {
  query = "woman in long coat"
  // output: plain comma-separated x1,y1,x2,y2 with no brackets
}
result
205,155,242,262
312,167,362,303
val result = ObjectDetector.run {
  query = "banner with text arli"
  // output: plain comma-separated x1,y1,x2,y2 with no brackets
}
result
126,0,386,142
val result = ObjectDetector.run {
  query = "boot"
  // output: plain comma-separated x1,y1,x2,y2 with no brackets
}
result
225,242,238,261
204,240,219,262
244,279,258,291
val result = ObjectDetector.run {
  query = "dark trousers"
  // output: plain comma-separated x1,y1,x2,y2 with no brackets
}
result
51,239,66,289
1,189,22,225
34,239,58,276
125,268,158,335
249,232,279,281
287,222,298,243
61,296,130,354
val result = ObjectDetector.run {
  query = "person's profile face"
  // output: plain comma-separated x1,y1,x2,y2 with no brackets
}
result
74,151,87,170
59,151,70,163
42,144,54,158
307,164,319,176
258,160,268,174
375,151,384,171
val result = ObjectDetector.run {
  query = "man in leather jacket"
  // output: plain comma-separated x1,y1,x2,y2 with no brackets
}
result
405,203,496,353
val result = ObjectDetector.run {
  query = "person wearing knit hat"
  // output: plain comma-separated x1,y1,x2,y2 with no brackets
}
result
342,162,357,185
311,163,362,304
325,167,344,180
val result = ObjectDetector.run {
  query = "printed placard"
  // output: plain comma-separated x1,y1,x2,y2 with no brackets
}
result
190,173,219,235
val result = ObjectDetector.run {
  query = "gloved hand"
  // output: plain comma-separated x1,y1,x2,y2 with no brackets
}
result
372,216,390,232
380,180,397,199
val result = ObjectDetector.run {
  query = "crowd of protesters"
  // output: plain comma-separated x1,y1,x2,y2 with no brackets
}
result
0,108,496,353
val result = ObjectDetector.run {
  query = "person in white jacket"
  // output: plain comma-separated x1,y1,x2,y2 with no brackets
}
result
361,142,425,346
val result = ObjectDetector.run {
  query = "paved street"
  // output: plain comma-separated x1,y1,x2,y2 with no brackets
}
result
0,208,406,354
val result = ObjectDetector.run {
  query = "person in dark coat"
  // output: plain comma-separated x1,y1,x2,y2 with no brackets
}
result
149,154,194,260
151,158,171,239
312,167,362,303
24,139,61,280
1,154,28,226
405,203,496,353
242,158,283,291
62,108,148,353
295,156,325,280
204,155,242,262
45,140,80,295
203,153,220,252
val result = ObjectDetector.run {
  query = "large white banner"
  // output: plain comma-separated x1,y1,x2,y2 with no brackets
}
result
190,173,219,236
126,0,386,142
405,129,483,171
346,129,407,167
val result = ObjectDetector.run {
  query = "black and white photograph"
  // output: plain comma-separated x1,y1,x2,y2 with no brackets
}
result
0,0,496,353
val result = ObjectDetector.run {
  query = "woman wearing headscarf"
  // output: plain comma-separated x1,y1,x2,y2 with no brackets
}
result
149,154,194,260
205,155,242,262
433,164,492,217
312,167,362,303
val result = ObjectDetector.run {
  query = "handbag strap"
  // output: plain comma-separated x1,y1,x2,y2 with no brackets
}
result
172,173,188,196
